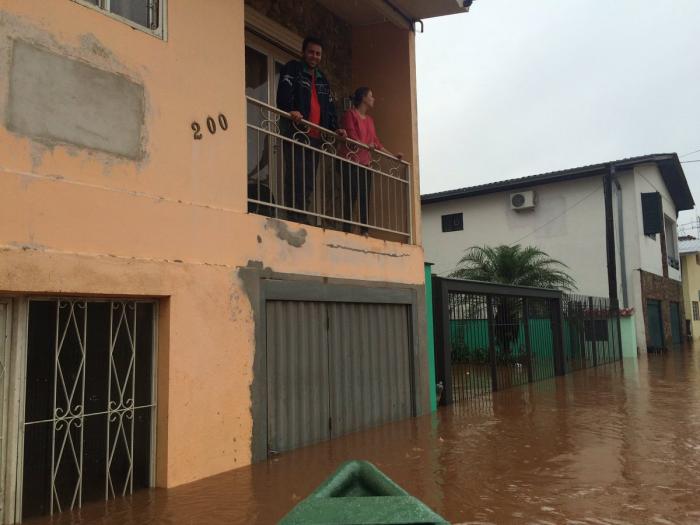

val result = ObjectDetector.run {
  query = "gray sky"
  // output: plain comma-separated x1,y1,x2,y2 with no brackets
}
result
416,0,699,230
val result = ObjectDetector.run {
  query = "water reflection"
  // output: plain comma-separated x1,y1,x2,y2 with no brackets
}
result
27,347,700,524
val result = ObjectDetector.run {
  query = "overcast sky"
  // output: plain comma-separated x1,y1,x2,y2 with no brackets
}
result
416,0,700,230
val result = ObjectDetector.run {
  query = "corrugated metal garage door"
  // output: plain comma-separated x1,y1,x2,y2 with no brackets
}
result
266,301,413,455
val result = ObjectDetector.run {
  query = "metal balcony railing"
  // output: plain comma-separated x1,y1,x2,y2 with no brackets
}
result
246,97,413,243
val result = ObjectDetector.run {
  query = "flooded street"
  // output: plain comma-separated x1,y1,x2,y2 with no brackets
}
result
29,347,700,524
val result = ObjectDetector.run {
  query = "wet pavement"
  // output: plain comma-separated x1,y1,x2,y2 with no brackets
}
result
29,346,700,524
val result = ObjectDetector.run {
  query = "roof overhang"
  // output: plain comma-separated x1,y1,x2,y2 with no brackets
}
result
679,240,700,255
421,153,695,213
655,155,695,212
315,0,469,29
393,0,470,20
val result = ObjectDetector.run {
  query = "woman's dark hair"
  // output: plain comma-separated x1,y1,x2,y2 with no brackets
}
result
302,36,323,52
352,87,371,107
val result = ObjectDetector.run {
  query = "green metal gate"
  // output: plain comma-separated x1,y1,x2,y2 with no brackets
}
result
432,278,565,404
433,278,623,405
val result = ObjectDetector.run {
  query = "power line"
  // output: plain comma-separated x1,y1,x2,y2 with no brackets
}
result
637,172,676,208
509,185,603,246
680,148,700,158
508,166,690,247
681,160,700,164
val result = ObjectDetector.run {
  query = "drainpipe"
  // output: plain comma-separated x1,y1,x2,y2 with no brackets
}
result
614,178,629,308
604,164,625,360
603,166,619,308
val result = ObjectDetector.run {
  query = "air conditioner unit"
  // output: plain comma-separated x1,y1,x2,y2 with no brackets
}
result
510,190,536,211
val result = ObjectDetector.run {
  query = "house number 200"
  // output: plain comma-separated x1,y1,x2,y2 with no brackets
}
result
192,114,228,140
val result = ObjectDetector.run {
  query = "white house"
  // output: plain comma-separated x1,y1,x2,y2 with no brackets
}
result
422,153,695,353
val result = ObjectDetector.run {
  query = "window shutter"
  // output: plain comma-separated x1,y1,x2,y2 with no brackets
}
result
641,192,663,235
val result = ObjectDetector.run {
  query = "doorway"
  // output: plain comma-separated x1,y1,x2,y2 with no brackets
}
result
647,300,664,351
670,301,682,345
245,33,294,217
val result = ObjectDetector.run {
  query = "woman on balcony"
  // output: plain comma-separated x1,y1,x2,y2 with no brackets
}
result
341,87,402,234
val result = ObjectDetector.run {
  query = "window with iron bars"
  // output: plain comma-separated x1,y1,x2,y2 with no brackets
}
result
441,213,463,233
693,301,699,321
72,0,165,39
19,299,157,521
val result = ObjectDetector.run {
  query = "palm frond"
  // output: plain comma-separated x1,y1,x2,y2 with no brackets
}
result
449,244,576,291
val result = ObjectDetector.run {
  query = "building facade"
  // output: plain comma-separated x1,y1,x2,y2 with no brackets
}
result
680,239,700,340
421,155,694,354
0,1,469,522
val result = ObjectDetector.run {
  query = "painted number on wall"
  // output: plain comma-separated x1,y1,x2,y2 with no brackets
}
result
192,113,228,140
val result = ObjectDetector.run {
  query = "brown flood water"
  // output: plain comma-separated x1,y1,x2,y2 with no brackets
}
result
28,346,700,524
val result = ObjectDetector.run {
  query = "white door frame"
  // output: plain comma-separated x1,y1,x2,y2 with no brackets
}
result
1,297,28,525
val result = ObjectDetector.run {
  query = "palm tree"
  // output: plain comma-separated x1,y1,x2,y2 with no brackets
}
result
449,245,575,290
449,245,575,357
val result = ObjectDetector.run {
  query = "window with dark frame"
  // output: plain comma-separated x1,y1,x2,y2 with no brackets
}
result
441,212,463,233
72,0,164,37
693,301,699,321
641,192,662,239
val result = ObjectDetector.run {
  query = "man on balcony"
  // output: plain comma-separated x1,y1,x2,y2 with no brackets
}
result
276,36,346,223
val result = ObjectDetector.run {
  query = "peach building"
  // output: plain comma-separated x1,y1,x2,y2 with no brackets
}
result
0,0,469,522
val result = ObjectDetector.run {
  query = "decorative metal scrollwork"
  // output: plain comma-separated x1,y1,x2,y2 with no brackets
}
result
345,141,361,164
259,107,280,134
320,130,337,155
292,121,311,144
245,95,413,241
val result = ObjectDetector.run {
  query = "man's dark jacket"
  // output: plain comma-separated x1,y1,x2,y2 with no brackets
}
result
276,60,339,132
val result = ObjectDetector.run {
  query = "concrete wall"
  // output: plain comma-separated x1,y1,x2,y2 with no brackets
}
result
620,315,638,358
631,164,681,281
626,164,681,351
0,0,426,489
422,176,608,296
681,252,700,339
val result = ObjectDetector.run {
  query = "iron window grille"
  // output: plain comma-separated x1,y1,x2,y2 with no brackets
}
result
18,298,157,521
693,301,699,321
441,213,464,233
72,0,166,39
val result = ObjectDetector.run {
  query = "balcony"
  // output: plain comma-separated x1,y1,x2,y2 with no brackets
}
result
242,0,470,246
246,97,413,243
